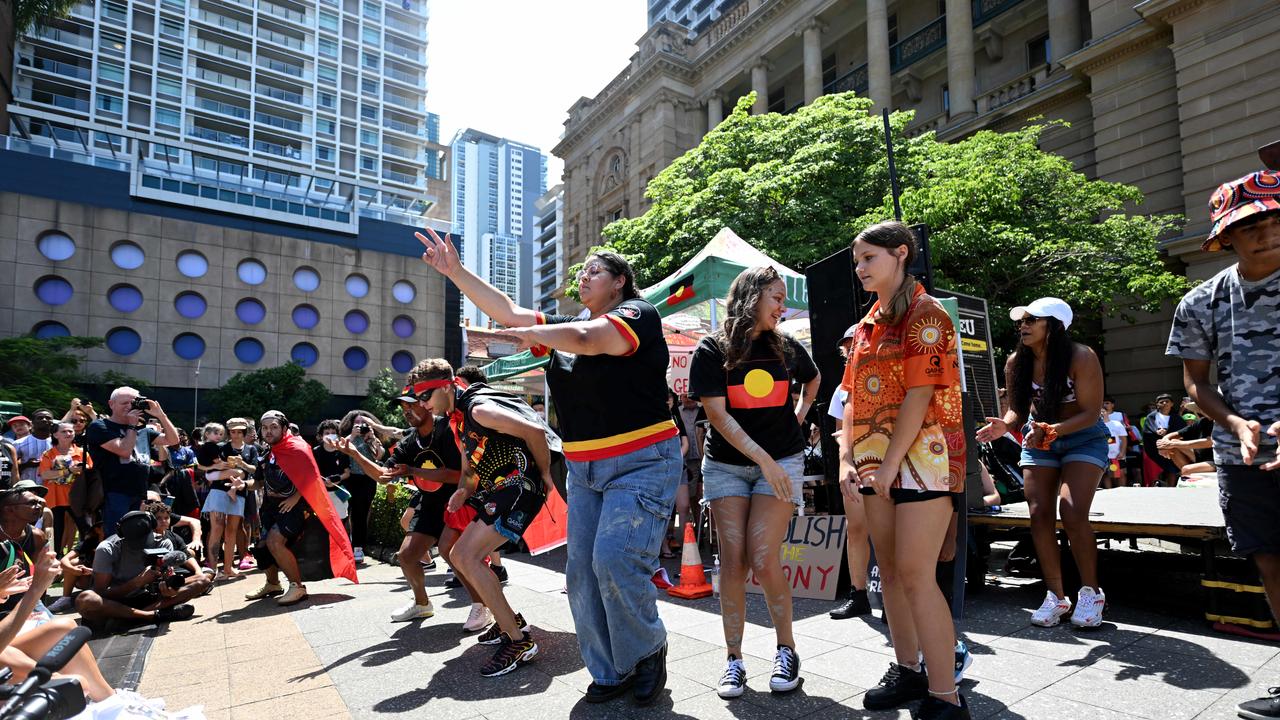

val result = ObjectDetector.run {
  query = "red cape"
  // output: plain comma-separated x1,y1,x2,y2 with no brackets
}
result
271,432,359,584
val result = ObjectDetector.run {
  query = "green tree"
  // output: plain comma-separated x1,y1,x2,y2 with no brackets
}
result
210,362,331,425
6,0,85,39
361,368,403,426
0,335,147,415
596,92,1186,346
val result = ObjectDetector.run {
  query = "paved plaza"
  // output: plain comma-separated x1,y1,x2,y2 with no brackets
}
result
124,550,1280,720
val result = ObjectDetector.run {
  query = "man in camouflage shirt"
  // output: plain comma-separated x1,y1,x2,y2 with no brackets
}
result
1166,169,1280,720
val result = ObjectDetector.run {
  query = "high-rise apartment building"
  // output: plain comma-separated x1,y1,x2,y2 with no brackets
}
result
533,184,563,315
450,128,547,327
647,0,742,34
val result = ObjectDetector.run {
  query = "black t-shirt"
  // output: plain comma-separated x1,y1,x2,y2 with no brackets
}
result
538,299,676,461
313,445,346,482
84,419,159,497
456,387,542,498
385,417,460,501
672,407,687,438
689,333,818,466
257,452,296,497
217,442,259,491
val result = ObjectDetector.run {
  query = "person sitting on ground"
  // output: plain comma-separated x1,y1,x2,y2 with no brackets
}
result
245,411,358,606
0,480,50,613
1142,393,1189,486
47,526,103,614
1156,401,1216,476
74,508,210,628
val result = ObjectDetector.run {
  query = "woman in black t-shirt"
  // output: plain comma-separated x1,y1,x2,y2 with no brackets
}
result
415,228,681,704
688,266,819,698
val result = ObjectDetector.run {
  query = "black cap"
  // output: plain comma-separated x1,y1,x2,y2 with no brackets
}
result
117,511,155,546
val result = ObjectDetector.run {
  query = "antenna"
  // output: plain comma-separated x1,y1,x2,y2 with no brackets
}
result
883,108,903,222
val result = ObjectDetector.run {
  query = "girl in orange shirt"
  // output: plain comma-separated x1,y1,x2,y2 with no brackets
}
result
839,221,968,719
38,421,90,556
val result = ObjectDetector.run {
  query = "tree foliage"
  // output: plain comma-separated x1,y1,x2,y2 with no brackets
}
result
7,0,84,39
361,369,404,426
595,92,1186,346
210,362,331,425
0,335,146,414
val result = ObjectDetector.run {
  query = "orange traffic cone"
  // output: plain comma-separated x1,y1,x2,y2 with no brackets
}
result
667,523,713,599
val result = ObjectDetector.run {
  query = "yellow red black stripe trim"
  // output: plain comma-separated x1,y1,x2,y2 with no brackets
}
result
604,314,640,356
1204,612,1277,629
1201,579,1266,594
534,312,547,325
563,421,677,461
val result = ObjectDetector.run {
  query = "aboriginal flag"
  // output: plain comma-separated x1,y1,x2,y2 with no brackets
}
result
666,274,695,306
726,366,789,409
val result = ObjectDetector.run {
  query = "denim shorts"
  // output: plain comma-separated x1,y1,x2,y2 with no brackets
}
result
702,452,805,507
1019,419,1111,470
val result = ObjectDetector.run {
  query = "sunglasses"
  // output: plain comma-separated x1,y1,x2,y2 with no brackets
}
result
1013,317,1045,328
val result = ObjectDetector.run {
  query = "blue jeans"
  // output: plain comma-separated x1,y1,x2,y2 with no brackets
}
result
566,436,682,685
103,491,144,536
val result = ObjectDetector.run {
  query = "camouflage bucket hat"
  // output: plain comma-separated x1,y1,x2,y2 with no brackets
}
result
1204,170,1280,252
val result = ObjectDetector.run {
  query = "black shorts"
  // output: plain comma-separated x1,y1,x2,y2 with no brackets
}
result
1218,464,1280,557
260,496,308,542
469,480,546,544
407,488,449,539
122,590,162,610
859,487,957,505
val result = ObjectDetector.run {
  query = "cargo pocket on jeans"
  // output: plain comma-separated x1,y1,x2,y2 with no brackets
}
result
623,493,670,560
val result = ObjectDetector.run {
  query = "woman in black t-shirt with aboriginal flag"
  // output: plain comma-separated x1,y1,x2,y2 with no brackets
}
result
688,266,819,699
415,228,681,706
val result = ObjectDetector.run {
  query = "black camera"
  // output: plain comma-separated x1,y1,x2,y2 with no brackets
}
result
0,627,91,719
355,423,371,435
143,548,187,590
130,396,151,412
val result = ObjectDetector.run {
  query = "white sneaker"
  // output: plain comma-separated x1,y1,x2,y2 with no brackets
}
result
462,603,493,632
390,600,434,623
353,547,365,563
1030,591,1072,627
717,655,747,698
1071,586,1105,628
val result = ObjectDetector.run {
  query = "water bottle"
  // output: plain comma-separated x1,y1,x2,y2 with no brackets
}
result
711,554,721,598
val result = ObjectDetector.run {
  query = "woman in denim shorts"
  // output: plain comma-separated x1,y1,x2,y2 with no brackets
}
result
977,297,1109,629
688,266,819,699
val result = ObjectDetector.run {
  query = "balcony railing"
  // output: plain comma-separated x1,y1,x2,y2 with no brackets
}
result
381,168,420,186
257,83,307,105
972,0,1026,26
384,43,423,62
193,9,252,35
32,27,93,49
255,111,304,132
383,91,421,110
23,56,92,81
383,15,421,36
257,27,307,51
19,88,90,112
383,65,420,85
188,125,249,149
891,16,946,72
192,95,250,119
191,66,251,90
823,63,868,95
258,0,306,24
381,144,417,160
383,117,422,136
192,37,252,62
257,55,307,78
254,138,306,161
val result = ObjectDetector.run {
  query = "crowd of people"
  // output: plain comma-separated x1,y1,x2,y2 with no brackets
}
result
0,168,1275,719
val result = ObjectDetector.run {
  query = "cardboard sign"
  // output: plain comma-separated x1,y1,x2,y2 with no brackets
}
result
746,514,847,600
667,348,694,395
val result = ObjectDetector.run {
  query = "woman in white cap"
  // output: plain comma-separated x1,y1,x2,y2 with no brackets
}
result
976,297,1109,628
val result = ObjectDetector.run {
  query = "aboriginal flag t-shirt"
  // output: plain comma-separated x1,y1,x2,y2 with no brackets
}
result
537,299,677,461
384,416,460,500
688,333,818,466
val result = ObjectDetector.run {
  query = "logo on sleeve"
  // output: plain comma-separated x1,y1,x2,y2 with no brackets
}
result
615,304,641,320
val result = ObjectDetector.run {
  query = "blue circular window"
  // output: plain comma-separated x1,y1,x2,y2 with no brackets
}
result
237,259,267,286
235,298,266,325
176,250,208,278
109,241,145,270
292,304,319,330
291,342,318,368
391,351,415,373
392,315,415,338
37,232,75,261
108,284,143,313
392,280,415,304
172,333,206,360
32,321,69,339
34,276,73,306
345,273,369,298
344,310,369,334
105,327,141,356
234,337,265,364
174,291,207,319
342,346,368,371
293,267,320,292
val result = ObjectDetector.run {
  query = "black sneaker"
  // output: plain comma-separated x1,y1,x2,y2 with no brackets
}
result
444,575,463,589
491,564,509,584
769,645,801,693
479,630,538,677
830,588,872,619
155,604,195,622
915,694,971,719
863,662,929,710
477,613,528,645
1239,687,1280,720
421,559,437,571
716,655,747,699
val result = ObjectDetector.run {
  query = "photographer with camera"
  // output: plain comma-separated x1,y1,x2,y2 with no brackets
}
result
73,509,210,629
338,411,384,564
84,388,178,535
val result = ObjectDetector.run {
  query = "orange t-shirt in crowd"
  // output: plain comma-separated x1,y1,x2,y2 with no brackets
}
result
37,445,91,508
841,284,966,494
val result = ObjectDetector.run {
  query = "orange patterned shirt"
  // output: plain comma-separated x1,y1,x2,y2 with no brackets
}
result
841,285,966,493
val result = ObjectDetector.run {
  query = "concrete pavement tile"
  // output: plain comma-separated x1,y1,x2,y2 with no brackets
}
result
137,657,227,689
737,671,863,719
228,665,334,706
665,631,722,662
1041,666,1222,719
227,647,324,680
956,677,1036,719
797,697,906,720
144,679,233,712
995,692,1142,720
669,649,772,688
986,622,1143,664
1192,683,1277,719
660,687,810,719
226,630,317,662
800,644,896,690
1090,644,1254,693
794,613,891,645
961,646,1087,691
741,630,843,663
229,685,347,720
1131,621,1280,669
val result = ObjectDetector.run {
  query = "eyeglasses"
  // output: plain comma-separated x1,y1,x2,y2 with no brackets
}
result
576,265,613,282
1013,317,1045,328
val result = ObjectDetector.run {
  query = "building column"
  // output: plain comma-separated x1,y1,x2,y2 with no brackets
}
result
866,0,892,113
751,61,769,114
707,91,723,131
1047,0,1082,60
945,0,976,119
801,21,826,104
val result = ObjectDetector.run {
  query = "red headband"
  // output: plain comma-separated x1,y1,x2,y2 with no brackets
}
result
400,377,470,398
